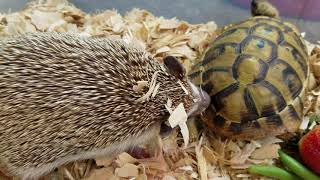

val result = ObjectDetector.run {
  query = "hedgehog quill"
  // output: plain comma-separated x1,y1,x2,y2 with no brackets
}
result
0,32,210,179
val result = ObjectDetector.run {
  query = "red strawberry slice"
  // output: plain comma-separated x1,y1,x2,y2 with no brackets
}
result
299,125,320,174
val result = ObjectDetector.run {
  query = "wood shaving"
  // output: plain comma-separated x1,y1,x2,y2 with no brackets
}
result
165,100,173,114
178,165,193,171
309,120,317,129
167,103,189,147
251,144,280,160
155,46,171,55
177,80,189,95
115,152,137,167
95,156,114,167
115,163,139,178
133,80,148,93
151,83,161,98
84,167,117,180
230,142,259,165
159,18,181,30
162,175,176,180
300,117,310,130
135,71,160,102
195,137,208,180
256,136,283,146
29,10,64,31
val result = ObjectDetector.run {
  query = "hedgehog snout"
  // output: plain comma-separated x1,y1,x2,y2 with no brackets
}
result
187,81,210,117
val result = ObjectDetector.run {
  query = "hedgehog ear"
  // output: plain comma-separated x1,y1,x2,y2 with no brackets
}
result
163,56,186,80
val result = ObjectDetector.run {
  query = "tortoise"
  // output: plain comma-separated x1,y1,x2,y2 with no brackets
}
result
189,0,310,139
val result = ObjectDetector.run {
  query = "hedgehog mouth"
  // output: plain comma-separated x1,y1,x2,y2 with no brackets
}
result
187,82,211,117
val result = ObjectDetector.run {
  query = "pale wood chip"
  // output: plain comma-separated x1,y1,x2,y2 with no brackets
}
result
137,157,169,172
226,140,241,153
178,165,193,172
311,61,320,78
308,73,317,90
29,10,63,31
95,156,115,167
155,46,171,55
151,33,176,49
300,117,310,130
230,142,259,165
108,14,125,33
190,172,199,178
127,23,149,42
162,175,177,180
309,120,317,129
168,45,196,60
159,18,181,29
196,137,208,180
202,145,218,164
136,173,148,180
256,136,283,146
165,98,173,114
167,103,189,147
209,177,231,180
169,34,190,46
230,164,251,169
133,81,148,93
64,168,75,180
315,95,320,114
179,120,189,148
247,158,270,164
84,167,117,180
151,83,161,98
207,164,230,180
115,163,139,178
251,144,280,159
135,71,160,102
174,157,196,168
311,85,320,96
178,80,189,95
168,103,187,128
188,31,209,48
115,152,137,167
208,137,227,159
47,19,66,31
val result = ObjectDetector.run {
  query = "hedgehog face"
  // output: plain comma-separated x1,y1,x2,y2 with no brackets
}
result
163,56,210,117
187,81,211,117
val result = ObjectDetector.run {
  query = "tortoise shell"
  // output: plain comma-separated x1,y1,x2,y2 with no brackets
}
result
189,16,309,139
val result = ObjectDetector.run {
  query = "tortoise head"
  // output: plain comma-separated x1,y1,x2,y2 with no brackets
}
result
251,0,280,19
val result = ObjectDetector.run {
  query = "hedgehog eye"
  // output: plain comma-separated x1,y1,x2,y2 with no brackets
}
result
163,56,186,80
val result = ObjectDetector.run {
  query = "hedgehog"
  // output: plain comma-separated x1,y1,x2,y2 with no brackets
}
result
0,32,210,179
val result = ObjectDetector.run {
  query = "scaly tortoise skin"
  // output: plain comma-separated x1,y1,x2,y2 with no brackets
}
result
189,16,309,139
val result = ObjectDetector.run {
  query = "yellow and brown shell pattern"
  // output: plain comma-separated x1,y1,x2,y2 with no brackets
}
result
189,16,309,139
